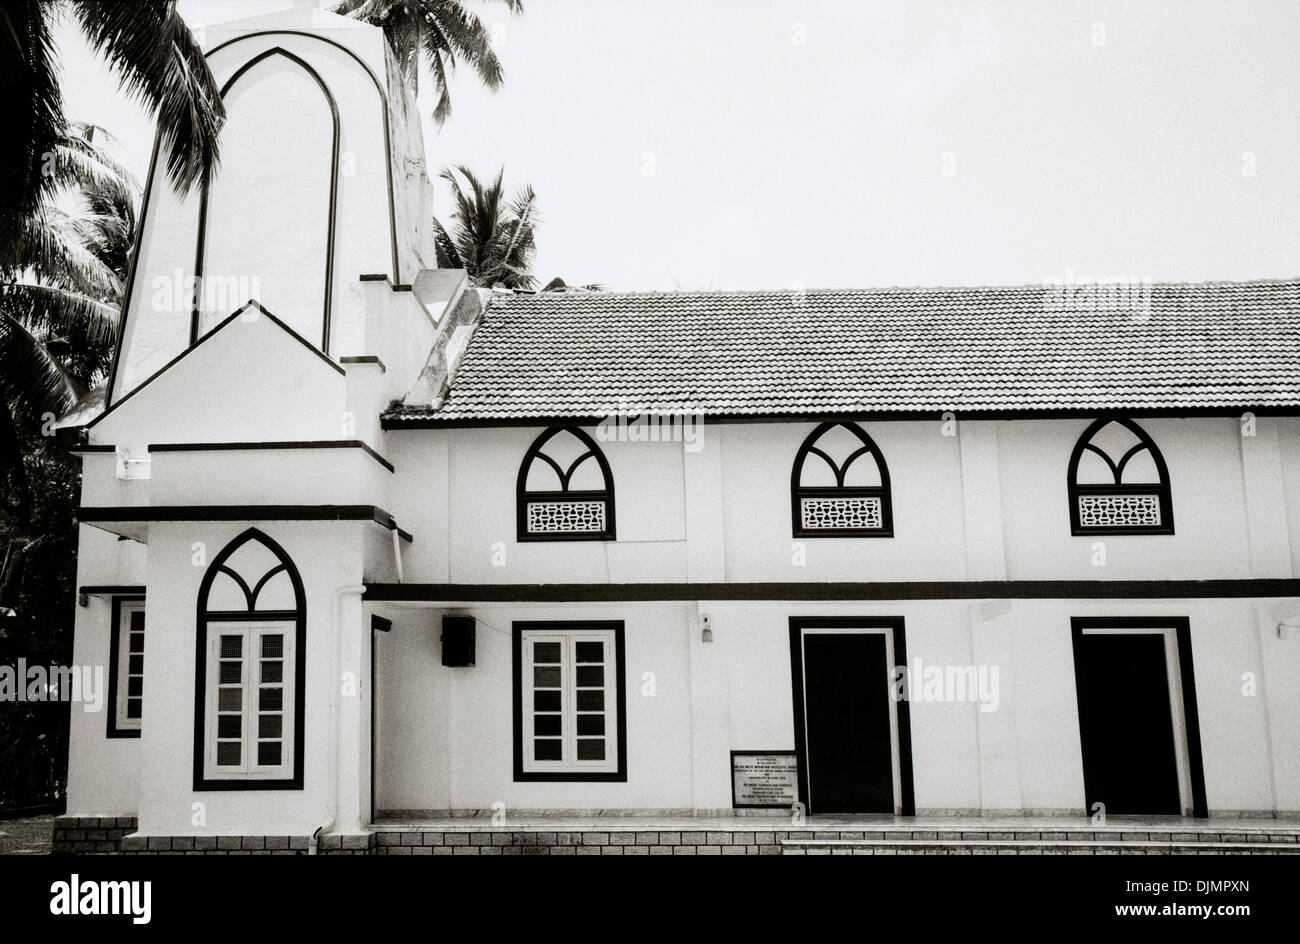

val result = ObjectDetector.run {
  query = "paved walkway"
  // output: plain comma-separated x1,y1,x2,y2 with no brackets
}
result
372,813,1299,835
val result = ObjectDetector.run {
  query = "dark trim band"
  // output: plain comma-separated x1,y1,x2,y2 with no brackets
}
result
363,579,1300,602
340,355,387,373
383,406,1300,430
80,585,147,597
79,504,412,542
149,440,394,474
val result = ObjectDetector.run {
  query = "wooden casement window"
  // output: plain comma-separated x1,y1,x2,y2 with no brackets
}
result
513,622,626,781
516,427,616,541
791,422,894,537
194,529,306,790
107,597,145,737
1067,418,1174,535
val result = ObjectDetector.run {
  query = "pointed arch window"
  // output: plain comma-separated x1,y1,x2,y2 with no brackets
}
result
1068,418,1174,535
791,423,894,537
194,529,306,790
517,428,616,541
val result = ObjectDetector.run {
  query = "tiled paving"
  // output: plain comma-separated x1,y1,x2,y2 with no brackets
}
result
369,814,1300,856
47,813,1300,855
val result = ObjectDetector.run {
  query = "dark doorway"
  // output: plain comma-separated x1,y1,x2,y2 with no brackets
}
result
789,619,914,815
1071,621,1204,816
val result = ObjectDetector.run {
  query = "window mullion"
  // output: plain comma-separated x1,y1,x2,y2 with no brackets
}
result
241,627,253,775
563,634,576,764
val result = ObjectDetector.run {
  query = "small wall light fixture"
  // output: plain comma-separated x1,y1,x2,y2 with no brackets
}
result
700,614,713,644
1278,615,1300,640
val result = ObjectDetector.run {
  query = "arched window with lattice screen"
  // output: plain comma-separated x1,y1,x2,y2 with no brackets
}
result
1067,418,1174,535
517,428,616,541
791,423,893,537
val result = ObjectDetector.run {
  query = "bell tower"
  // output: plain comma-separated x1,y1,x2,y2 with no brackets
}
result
106,1,438,405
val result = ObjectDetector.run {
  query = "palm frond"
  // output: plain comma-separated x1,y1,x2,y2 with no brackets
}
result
0,282,119,350
435,165,538,289
426,1,505,90
0,312,86,424
73,0,225,194
7,209,122,301
0,0,64,250
431,217,464,270
335,0,523,124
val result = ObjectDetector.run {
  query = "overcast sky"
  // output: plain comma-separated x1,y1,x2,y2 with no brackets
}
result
55,0,1300,292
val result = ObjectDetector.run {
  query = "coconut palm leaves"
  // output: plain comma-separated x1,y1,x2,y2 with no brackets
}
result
331,0,523,124
0,123,138,498
0,0,222,251
433,165,538,290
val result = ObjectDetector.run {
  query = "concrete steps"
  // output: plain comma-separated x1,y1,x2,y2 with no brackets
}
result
782,831,1300,855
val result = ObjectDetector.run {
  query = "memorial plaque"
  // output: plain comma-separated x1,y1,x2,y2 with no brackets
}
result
730,750,798,808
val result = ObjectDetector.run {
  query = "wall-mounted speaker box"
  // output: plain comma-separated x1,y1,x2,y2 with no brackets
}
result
442,616,476,667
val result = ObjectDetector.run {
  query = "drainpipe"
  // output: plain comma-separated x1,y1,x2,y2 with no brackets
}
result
309,582,367,855
391,527,404,583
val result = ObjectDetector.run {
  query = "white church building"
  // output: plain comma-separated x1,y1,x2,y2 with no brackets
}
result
52,7,1300,855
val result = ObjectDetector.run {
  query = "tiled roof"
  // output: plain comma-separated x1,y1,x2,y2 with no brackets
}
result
384,278,1300,422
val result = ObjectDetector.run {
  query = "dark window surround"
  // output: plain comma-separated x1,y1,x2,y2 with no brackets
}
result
512,620,627,782
791,422,894,538
787,616,915,816
1069,616,1207,818
106,595,145,739
193,528,306,791
516,427,617,542
1067,417,1174,536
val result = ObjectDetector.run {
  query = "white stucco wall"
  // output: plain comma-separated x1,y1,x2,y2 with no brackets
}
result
386,416,1296,586
131,520,369,836
64,526,148,817
373,597,1293,816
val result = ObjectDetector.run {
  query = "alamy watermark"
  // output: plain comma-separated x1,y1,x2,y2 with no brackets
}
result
0,660,104,712
150,268,262,315
595,400,705,452
1042,269,1153,320
891,658,1000,712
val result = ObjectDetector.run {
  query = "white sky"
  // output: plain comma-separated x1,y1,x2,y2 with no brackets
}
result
55,0,1300,292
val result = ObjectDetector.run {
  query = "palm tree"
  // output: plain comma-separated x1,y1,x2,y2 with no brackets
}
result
1,0,223,254
331,0,524,124
433,165,538,290
0,122,138,516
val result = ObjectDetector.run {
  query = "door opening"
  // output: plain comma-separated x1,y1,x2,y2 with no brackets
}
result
1070,618,1207,818
789,617,915,815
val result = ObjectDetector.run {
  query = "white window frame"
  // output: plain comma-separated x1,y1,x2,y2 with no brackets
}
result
519,627,620,776
112,599,145,734
202,620,296,781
